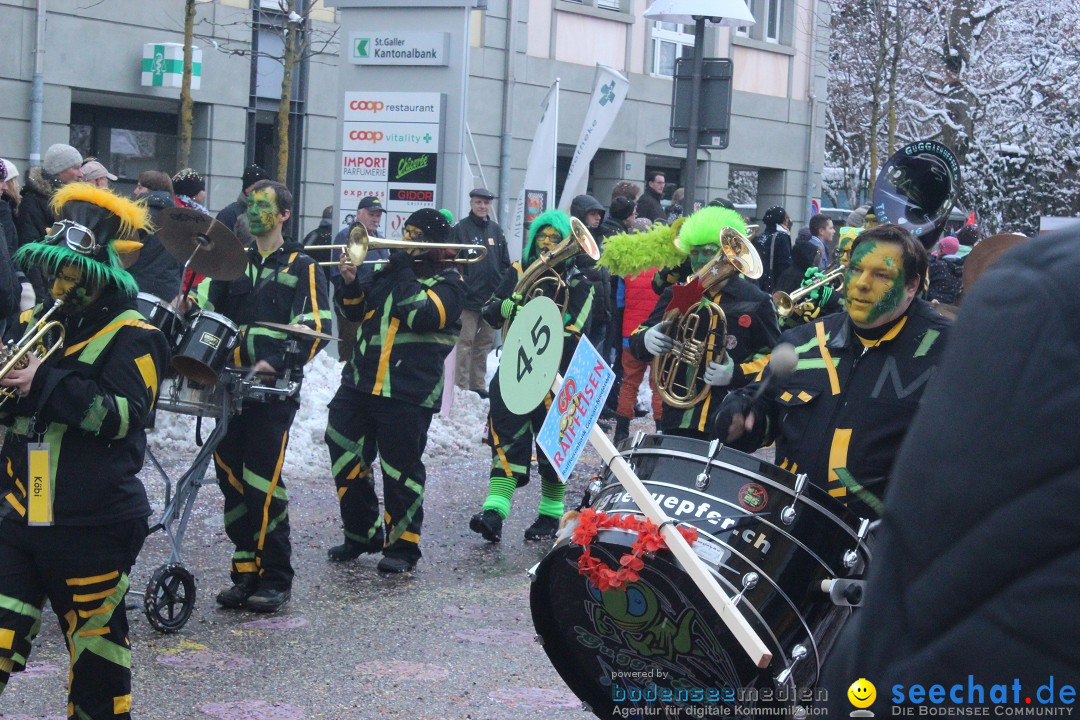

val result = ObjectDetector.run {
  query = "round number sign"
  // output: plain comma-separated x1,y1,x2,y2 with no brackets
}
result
499,296,564,415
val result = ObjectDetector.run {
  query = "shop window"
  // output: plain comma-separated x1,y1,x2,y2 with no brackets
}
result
70,104,178,192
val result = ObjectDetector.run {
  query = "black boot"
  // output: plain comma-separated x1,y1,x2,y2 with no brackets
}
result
215,575,258,609
613,416,631,447
469,509,503,542
327,536,382,562
524,515,560,541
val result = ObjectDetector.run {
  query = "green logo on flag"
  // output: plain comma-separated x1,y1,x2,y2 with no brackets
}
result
355,38,370,58
599,81,616,106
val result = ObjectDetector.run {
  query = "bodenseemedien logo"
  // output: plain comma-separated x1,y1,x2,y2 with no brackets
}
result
849,678,877,717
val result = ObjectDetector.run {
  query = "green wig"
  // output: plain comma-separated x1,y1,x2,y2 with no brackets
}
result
675,207,748,253
597,219,688,277
523,209,572,263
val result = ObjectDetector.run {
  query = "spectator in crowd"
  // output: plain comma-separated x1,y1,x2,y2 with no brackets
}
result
173,168,208,214
926,235,964,306
954,223,980,250
636,171,667,222
17,143,84,301
302,205,335,280
0,159,32,313
0,162,19,332
216,164,270,235
666,187,685,224
451,187,511,398
808,213,835,270
570,194,613,369
612,260,664,445
133,170,174,198
128,172,183,300
610,181,641,205
755,205,792,294
80,159,117,189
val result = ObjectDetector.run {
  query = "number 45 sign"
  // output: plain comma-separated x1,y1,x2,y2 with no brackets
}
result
499,297,564,415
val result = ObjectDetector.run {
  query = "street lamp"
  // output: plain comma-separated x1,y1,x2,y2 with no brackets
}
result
643,0,754,214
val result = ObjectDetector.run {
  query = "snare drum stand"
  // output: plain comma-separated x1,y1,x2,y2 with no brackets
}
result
136,375,241,633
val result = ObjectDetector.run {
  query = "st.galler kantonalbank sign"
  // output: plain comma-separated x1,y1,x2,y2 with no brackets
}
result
349,32,449,66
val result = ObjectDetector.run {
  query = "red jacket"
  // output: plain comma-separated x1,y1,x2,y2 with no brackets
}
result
621,269,659,338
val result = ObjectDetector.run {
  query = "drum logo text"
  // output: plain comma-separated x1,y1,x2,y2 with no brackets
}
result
200,332,220,349
737,483,768,512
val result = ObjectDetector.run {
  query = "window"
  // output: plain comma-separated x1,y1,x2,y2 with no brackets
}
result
70,105,178,193
596,0,621,8
651,21,694,77
765,0,781,43
735,25,750,37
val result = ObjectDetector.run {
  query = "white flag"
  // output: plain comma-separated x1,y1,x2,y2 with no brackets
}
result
511,79,559,261
557,64,630,210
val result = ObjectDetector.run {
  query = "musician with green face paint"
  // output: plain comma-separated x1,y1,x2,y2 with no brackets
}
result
711,224,951,518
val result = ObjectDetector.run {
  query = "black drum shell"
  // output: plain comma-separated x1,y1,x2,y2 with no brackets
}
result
530,434,871,719
136,292,188,354
171,311,240,386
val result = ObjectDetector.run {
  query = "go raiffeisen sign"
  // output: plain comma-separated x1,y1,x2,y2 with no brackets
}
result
348,32,449,66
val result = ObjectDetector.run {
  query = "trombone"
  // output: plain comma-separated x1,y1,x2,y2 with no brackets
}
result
0,301,66,407
306,225,488,267
773,266,845,318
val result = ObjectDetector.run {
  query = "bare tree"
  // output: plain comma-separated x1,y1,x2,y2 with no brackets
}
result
178,0,197,169
195,0,339,181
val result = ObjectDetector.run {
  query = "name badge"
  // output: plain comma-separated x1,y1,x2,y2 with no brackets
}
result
27,442,53,526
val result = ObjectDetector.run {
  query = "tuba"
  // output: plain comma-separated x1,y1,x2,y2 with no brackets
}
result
871,140,961,249
511,216,600,319
653,227,763,409
0,301,66,408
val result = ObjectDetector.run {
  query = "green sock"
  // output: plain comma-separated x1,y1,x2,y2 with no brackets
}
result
482,476,517,519
537,478,566,519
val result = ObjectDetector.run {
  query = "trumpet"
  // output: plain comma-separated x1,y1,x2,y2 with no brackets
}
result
0,301,66,407
773,266,845,318
306,225,488,267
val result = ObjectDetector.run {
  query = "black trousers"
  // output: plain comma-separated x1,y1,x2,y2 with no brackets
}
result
0,518,148,718
486,369,558,488
213,398,297,591
325,387,434,563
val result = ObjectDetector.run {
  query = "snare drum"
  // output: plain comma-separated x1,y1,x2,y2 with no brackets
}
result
171,311,240,385
530,434,871,718
136,292,188,353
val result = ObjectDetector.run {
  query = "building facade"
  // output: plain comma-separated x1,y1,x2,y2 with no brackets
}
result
0,0,829,242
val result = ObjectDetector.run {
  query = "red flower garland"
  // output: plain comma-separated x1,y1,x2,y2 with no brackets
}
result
571,508,699,592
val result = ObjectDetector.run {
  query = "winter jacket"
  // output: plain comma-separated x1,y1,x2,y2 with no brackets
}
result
0,195,20,321
0,289,170,525
336,255,465,409
619,270,659,339
0,193,18,260
193,241,331,377
754,227,792,294
926,254,964,305
568,196,612,328
302,220,334,282
16,167,58,301
215,193,248,235
822,232,1079,709
629,275,780,437
128,190,184,301
450,212,512,312
594,216,626,243
636,187,665,223
723,298,950,518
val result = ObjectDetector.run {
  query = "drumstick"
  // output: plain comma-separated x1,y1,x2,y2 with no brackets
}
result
553,373,774,669
748,342,798,404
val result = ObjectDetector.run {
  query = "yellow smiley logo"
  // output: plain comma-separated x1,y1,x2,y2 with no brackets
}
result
848,678,877,708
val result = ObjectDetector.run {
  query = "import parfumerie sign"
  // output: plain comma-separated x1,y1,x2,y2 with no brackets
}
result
348,32,449,66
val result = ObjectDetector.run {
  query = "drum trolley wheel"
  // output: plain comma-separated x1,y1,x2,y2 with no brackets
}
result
144,563,197,633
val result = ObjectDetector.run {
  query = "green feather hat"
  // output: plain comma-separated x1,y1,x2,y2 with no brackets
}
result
675,207,748,253
596,218,688,277
15,183,149,299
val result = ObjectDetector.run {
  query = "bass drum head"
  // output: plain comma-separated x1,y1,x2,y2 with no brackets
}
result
532,538,788,720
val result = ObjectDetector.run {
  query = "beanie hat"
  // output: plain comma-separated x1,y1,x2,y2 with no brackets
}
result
1,158,18,181
173,169,205,198
241,164,271,190
15,183,149,299
42,143,83,176
609,196,636,222
936,236,960,257
404,207,451,243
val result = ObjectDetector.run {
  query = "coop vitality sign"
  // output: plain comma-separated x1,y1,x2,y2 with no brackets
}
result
349,32,449,66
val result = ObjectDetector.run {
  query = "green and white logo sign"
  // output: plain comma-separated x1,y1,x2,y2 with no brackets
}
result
348,32,449,66
141,43,202,89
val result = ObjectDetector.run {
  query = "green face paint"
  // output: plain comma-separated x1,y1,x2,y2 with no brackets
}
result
844,240,909,327
247,188,280,235
689,243,719,274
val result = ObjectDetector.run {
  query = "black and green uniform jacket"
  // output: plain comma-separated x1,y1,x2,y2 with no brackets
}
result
729,298,950,513
0,291,170,525
629,275,781,436
193,241,331,376
336,257,466,409
481,260,595,371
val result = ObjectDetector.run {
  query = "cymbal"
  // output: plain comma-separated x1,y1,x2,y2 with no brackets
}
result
154,207,248,281
256,321,338,342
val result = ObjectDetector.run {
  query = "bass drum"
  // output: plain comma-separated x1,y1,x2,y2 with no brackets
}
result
530,434,871,719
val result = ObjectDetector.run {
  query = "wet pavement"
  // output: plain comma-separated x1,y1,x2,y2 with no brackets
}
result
0,407,638,720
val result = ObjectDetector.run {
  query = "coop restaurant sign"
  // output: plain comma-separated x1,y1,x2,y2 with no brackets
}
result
348,32,449,66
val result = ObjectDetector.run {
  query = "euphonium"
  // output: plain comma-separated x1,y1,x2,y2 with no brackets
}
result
0,301,66,407
773,265,846,318
511,216,600,317
653,227,763,409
